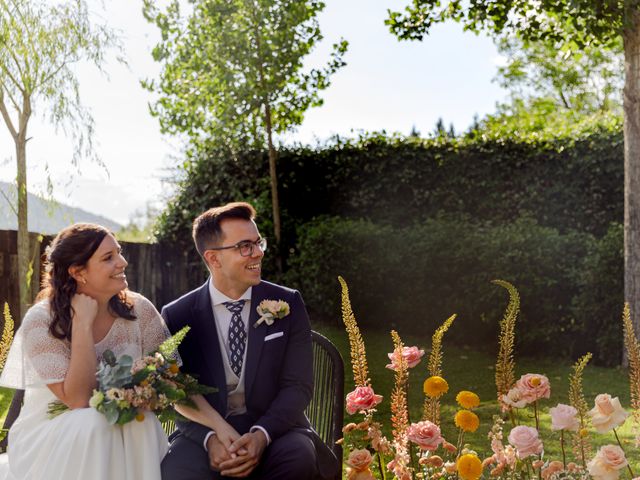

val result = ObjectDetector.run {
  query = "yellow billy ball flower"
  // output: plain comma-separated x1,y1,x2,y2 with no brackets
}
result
454,409,480,432
456,391,480,409
135,412,146,422
457,453,483,480
423,376,449,398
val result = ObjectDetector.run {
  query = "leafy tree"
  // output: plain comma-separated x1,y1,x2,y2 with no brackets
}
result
142,0,348,268
495,35,623,115
0,0,119,320
387,0,640,342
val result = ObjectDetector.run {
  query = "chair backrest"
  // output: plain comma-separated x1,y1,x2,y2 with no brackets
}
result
0,330,345,467
306,330,344,464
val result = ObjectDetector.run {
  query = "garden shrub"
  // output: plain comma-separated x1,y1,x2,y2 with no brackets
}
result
285,215,611,360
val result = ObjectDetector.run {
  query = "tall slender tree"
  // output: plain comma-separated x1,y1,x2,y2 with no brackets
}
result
142,0,348,269
0,0,119,321
387,0,640,343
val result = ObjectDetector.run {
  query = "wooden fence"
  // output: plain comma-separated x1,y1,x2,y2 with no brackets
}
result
0,230,207,324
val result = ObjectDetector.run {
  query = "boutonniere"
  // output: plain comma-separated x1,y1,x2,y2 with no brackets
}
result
254,300,290,328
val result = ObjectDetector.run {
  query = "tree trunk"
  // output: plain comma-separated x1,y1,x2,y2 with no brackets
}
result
264,101,282,274
16,134,29,324
623,14,640,365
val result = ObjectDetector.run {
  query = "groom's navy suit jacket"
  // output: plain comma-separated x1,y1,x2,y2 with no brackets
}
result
161,279,338,478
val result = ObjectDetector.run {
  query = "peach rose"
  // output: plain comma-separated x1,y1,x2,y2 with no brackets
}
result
541,460,564,480
508,426,543,459
502,386,528,409
386,346,425,371
549,403,579,431
347,468,376,480
515,373,551,403
347,449,373,472
406,420,443,451
588,445,628,480
345,386,383,414
588,394,629,433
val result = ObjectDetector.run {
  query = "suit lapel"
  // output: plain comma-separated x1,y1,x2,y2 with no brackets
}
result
244,282,268,401
192,281,228,415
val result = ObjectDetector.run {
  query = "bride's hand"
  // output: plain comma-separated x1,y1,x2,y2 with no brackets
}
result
71,294,98,329
214,424,244,452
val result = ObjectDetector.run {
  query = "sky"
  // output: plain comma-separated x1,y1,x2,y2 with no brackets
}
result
0,0,507,226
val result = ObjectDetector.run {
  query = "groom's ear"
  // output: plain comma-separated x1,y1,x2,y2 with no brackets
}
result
203,250,220,269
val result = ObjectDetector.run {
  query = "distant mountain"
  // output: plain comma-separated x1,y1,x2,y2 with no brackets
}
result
0,181,122,234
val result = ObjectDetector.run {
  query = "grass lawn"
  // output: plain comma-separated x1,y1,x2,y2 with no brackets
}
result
314,322,636,472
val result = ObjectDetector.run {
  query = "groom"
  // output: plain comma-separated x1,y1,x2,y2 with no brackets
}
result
160,202,338,479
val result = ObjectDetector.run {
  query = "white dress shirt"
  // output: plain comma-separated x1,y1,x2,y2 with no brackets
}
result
203,280,270,450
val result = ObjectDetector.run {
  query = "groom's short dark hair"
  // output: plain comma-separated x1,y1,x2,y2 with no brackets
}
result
192,202,257,257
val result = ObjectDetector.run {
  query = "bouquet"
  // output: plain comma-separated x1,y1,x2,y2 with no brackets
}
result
49,326,215,425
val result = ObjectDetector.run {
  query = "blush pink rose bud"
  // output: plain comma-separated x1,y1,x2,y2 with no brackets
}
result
588,394,629,433
508,426,543,459
406,420,443,451
588,445,628,480
550,403,580,431
515,373,551,404
347,449,373,472
346,386,383,414
386,346,425,371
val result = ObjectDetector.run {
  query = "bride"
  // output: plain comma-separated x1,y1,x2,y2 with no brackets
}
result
0,223,170,480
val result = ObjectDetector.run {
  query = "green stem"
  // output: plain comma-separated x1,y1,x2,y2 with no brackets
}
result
377,451,387,480
560,430,566,469
613,428,635,479
533,401,539,431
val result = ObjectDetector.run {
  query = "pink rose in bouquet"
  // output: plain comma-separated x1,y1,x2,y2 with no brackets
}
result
346,386,383,414
385,346,425,371
588,445,628,480
508,425,543,459
588,394,628,433
549,403,580,431
406,420,443,451
515,373,551,404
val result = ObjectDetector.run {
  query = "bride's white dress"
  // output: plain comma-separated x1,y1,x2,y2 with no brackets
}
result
0,292,170,480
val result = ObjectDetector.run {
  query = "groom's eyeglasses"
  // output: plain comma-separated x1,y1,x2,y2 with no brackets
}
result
207,237,267,257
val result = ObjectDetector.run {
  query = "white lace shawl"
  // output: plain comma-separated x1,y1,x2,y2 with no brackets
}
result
0,292,171,389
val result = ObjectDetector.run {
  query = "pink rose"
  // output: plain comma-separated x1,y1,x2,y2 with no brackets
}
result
347,449,373,472
515,373,551,404
588,394,628,433
346,386,383,414
508,426,543,459
502,386,528,409
588,445,628,480
406,420,443,451
549,403,580,431
386,346,425,371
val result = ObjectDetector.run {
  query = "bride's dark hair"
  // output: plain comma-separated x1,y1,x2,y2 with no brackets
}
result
37,223,136,340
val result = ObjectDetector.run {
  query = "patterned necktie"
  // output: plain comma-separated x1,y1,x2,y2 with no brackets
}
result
224,300,247,376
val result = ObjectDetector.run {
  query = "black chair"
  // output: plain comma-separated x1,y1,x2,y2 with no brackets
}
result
0,330,345,478
307,330,344,472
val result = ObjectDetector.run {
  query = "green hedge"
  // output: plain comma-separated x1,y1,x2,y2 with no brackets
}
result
285,216,623,364
156,129,623,250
